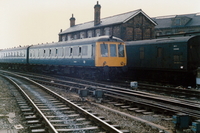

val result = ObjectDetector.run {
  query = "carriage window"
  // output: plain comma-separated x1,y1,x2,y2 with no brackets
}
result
79,47,81,56
82,46,88,56
110,44,117,57
49,49,51,56
100,43,108,57
55,48,58,56
73,47,79,56
65,47,69,56
70,47,73,56
44,50,46,57
118,44,125,57
33,50,35,57
140,47,144,59
62,48,64,57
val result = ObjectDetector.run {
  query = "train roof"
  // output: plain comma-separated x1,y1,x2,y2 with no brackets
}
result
0,46,30,52
126,35,200,46
30,36,124,49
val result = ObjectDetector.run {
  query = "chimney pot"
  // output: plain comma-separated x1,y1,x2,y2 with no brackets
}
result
94,1,101,26
70,14,76,27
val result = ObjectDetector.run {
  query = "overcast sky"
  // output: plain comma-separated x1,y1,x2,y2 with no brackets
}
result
0,0,199,49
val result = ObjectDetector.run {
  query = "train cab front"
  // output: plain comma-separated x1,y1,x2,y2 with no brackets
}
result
95,36,127,79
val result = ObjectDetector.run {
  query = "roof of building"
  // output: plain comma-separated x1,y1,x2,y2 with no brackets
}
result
59,9,157,35
153,13,200,29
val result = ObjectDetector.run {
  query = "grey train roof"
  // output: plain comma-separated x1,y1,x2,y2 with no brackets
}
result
126,35,199,46
30,36,124,49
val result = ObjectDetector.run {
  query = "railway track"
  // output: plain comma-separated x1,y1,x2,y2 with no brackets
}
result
100,79,200,100
3,70,200,119
0,72,124,133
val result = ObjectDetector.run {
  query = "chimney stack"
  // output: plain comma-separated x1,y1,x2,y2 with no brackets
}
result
70,14,75,27
94,1,101,26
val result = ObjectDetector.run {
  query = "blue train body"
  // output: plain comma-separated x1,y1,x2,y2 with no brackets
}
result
0,36,127,79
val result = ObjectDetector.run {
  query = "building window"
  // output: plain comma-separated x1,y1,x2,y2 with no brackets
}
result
74,35,77,40
104,27,110,35
67,35,71,41
88,31,92,38
62,36,66,41
96,29,100,37
175,18,181,25
80,32,85,39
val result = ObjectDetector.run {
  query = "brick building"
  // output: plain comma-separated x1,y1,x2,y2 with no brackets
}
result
153,13,200,37
59,2,157,42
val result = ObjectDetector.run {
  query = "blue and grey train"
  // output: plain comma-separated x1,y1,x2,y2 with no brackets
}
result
0,36,127,79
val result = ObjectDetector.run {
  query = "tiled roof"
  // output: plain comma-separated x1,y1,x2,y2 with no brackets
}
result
59,9,157,35
153,13,200,29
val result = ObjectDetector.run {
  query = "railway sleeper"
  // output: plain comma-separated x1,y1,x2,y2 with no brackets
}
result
56,127,99,132
31,129,46,133
27,120,40,124
45,114,80,118
23,112,35,116
25,115,38,120
49,118,86,123
37,104,67,108
28,124,44,129
52,122,91,127
40,107,70,111
111,125,121,129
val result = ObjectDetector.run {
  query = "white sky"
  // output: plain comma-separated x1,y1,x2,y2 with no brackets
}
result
0,0,199,49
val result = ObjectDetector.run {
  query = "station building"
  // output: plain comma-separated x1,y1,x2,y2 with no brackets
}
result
58,2,157,42
58,2,200,42
153,13,200,37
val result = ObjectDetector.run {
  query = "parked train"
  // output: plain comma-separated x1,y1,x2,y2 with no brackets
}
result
1,35,200,86
0,36,127,79
126,35,200,87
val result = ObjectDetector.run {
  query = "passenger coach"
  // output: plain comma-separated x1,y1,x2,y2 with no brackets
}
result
28,36,127,79
0,46,30,69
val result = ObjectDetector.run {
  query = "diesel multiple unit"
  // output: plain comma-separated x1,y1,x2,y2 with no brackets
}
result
0,36,127,79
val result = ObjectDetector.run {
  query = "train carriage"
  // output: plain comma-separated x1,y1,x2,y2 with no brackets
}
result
126,35,200,86
28,36,127,79
0,46,29,69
